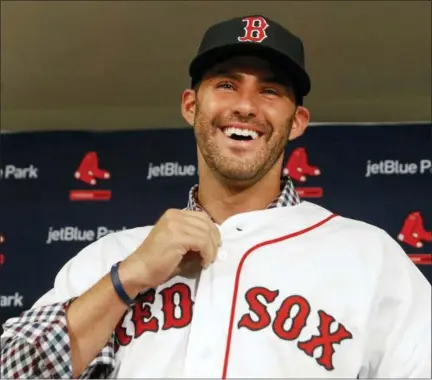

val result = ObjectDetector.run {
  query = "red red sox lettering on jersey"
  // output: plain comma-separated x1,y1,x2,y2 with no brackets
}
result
114,281,353,372
115,284,194,348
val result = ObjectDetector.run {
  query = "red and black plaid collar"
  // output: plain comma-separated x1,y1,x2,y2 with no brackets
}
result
185,176,301,214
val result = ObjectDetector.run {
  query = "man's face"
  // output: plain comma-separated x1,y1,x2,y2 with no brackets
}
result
183,55,308,184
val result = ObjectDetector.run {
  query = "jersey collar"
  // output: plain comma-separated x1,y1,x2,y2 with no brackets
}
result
185,176,301,214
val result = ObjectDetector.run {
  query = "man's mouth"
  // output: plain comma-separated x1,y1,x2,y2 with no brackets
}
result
221,126,264,141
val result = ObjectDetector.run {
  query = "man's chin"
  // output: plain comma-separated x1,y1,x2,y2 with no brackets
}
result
215,168,263,187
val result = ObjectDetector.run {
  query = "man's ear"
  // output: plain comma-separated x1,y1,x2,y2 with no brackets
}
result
289,106,310,141
181,89,196,127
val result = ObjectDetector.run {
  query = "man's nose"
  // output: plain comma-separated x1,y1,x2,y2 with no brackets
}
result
231,92,259,118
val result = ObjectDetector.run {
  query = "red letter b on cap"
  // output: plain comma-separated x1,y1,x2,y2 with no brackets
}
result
238,16,269,43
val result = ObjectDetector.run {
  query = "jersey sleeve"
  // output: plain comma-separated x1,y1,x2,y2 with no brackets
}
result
361,231,432,378
0,300,116,379
1,227,149,379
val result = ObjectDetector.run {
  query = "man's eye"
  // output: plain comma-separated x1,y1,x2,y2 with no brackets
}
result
217,82,234,90
263,88,278,95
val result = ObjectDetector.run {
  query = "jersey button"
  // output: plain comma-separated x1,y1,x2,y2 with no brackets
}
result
218,250,228,261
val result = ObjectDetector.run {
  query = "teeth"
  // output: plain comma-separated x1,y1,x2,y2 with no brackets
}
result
223,127,259,140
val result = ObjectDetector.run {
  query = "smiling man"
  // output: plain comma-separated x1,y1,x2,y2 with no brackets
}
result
1,15,431,379
182,51,309,222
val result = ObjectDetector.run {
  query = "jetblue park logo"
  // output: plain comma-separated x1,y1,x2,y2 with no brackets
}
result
0,164,39,180
365,159,431,177
146,162,197,180
0,292,24,307
46,226,127,244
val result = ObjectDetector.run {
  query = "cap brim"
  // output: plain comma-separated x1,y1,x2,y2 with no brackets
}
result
189,43,311,96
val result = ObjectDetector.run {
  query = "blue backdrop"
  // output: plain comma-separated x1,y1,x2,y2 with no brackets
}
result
1,123,431,332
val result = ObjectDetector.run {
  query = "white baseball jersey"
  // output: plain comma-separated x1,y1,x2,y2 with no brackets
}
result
31,201,431,378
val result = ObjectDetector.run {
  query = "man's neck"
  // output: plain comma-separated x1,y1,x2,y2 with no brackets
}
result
197,170,282,224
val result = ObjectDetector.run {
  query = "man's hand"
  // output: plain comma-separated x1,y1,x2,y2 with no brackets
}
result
120,209,221,294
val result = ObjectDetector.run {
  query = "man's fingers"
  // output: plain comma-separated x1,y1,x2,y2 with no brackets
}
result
182,211,221,240
181,231,217,269
172,210,222,269
180,211,222,250
192,212,222,248
182,210,212,218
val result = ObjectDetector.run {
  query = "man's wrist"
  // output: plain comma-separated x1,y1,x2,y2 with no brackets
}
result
117,259,145,300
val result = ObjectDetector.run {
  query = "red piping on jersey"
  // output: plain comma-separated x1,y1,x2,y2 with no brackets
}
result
221,213,338,379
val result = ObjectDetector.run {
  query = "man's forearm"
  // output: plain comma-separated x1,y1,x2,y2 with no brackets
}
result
66,261,141,378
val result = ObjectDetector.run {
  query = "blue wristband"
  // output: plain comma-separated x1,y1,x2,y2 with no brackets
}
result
110,261,136,306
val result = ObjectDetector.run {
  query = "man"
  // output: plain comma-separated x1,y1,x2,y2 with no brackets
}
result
1,15,431,379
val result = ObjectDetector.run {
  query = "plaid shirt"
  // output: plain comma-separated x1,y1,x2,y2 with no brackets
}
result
0,178,300,379
185,176,300,215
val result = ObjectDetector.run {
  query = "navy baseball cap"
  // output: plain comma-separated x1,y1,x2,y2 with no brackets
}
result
189,15,311,105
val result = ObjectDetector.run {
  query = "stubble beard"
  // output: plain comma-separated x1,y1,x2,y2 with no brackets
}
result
193,103,295,184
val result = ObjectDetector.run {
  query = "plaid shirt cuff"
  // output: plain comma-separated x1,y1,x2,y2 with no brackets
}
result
1,300,116,379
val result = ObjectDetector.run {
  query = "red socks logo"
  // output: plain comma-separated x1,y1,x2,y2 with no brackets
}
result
70,152,112,201
398,212,431,248
283,147,321,182
74,152,110,185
